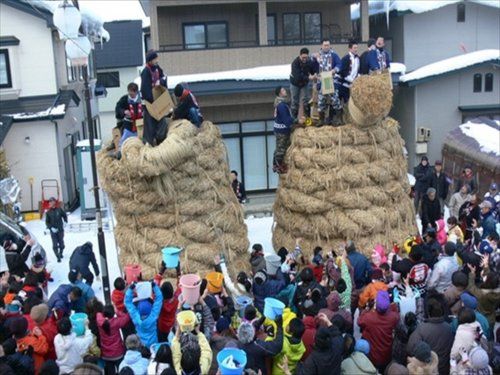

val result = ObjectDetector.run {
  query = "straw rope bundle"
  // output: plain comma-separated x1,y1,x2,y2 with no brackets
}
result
97,120,249,278
272,74,416,258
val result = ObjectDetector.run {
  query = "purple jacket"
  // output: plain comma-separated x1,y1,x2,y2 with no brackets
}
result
96,310,130,359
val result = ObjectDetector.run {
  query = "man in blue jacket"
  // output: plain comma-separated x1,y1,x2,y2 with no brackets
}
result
47,284,83,315
273,86,295,174
125,281,163,348
368,37,391,72
69,242,100,286
479,200,496,239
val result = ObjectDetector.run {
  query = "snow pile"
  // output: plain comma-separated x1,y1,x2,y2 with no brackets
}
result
390,62,406,75
22,0,110,42
351,0,500,19
459,121,500,156
12,104,66,121
400,49,500,83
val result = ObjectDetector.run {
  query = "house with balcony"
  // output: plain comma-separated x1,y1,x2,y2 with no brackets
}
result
141,0,368,192
0,0,107,212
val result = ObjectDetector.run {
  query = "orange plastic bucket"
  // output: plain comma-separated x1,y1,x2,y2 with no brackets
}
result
206,271,224,294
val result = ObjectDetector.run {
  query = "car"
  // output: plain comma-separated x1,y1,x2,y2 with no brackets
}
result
0,211,46,267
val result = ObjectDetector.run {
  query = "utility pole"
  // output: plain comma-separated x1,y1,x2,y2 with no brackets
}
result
83,67,111,304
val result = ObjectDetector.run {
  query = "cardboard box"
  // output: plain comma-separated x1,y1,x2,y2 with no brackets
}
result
135,118,144,139
320,71,335,95
144,86,174,121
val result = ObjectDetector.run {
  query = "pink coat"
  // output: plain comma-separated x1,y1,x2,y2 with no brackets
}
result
96,310,130,359
436,219,447,246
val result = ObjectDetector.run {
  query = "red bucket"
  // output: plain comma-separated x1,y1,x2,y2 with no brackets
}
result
124,264,142,284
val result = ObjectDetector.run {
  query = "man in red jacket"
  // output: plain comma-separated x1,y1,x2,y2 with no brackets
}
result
357,290,399,372
30,304,58,360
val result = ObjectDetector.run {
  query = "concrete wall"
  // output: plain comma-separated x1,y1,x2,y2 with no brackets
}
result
403,2,500,70
391,86,415,169
369,14,404,63
3,121,60,211
0,3,57,98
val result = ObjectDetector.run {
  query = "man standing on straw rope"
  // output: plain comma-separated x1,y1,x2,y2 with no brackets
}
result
313,38,341,125
334,40,360,123
273,86,294,174
289,47,316,120
140,50,168,146
230,170,246,204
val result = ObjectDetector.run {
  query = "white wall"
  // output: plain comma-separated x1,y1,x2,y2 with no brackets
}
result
98,66,141,141
3,122,60,211
0,3,57,97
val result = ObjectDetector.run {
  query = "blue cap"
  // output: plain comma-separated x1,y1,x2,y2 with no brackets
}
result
355,339,370,355
479,240,494,255
460,292,478,310
138,300,152,317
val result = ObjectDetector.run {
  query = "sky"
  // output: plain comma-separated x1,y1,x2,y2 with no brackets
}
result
79,0,149,25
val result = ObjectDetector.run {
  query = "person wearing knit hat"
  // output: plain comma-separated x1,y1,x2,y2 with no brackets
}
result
355,338,370,355
237,322,255,344
215,316,231,334
140,49,168,146
469,346,491,371
171,83,204,127
30,303,49,325
407,341,439,374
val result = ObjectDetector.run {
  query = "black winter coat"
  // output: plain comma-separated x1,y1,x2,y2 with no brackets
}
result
5,244,31,277
422,240,441,269
115,95,142,131
414,163,433,194
69,242,100,277
421,195,441,229
241,324,283,375
290,56,315,88
45,207,67,232
359,50,371,75
140,64,167,103
431,171,449,200
297,328,343,375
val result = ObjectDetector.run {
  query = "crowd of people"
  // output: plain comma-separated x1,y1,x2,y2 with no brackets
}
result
1,202,499,375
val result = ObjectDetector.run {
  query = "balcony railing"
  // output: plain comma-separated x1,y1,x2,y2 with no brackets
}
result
159,34,358,52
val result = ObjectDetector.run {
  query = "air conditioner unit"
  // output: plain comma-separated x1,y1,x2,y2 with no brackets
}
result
417,127,426,142
424,128,431,141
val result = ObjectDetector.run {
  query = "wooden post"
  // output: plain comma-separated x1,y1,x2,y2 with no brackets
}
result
360,0,370,42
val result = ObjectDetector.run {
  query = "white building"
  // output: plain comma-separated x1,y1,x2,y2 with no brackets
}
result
0,0,108,212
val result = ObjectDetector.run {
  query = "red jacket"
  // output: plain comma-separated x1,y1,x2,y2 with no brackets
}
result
17,333,49,374
301,316,317,360
158,287,181,334
96,310,130,359
357,307,399,367
38,316,58,360
111,289,125,312
309,265,324,283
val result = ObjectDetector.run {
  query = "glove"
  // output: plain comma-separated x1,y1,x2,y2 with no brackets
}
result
50,227,59,234
130,282,136,290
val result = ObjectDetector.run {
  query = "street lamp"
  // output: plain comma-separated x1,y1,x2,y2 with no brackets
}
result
53,1,111,304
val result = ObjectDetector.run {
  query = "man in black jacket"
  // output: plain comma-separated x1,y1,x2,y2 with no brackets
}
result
414,156,433,213
45,197,67,262
230,170,246,203
69,242,100,286
431,160,449,215
172,83,203,127
140,50,168,146
4,236,33,277
115,82,143,148
359,38,375,75
421,187,441,230
336,41,360,104
289,47,316,119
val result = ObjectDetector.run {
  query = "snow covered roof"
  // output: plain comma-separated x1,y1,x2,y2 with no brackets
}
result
351,0,500,20
399,49,500,84
21,0,110,42
11,104,66,121
459,120,500,156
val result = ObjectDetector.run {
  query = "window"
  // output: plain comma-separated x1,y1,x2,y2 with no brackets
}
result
0,49,13,88
183,22,228,49
96,71,120,88
283,13,301,45
304,13,321,43
457,3,465,22
267,15,277,45
485,73,493,92
473,73,482,92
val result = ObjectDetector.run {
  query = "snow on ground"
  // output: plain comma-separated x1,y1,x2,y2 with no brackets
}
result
459,121,500,156
400,49,500,83
23,211,276,301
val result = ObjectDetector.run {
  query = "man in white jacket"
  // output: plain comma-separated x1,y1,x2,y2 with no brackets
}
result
54,316,93,374
427,242,459,293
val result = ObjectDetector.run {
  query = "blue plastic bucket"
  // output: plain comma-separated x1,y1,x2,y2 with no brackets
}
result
235,295,253,318
263,298,285,320
70,312,88,336
217,348,247,375
162,246,182,268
